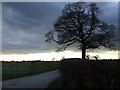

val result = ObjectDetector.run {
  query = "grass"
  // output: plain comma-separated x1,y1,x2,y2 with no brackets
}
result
47,76,75,89
47,76,63,88
2,61,60,80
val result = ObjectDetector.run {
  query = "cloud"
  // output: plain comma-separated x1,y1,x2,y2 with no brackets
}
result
2,2,65,33
0,2,2,54
98,2,118,27
2,2,65,53
2,2,118,54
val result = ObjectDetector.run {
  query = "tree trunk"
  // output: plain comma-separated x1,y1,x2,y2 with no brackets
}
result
82,44,86,60
80,23,86,59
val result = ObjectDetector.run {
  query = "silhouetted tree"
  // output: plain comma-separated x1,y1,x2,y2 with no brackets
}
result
45,2,116,59
86,55,90,60
93,55,100,60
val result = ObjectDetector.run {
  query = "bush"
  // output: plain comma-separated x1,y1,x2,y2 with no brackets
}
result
60,58,120,88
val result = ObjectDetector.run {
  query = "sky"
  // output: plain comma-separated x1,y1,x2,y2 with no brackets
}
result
1,1,119,60
2,2,66,54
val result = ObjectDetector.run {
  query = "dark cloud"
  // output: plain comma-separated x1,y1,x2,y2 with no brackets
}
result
3,2,61,19
2,2,118,54
2,2,65,33
97,2,118,27
97,2,118,46
2,2,65,53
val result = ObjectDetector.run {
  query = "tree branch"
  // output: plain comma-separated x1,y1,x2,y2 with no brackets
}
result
56,40,76,52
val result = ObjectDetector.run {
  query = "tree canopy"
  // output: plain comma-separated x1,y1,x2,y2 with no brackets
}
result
45,2,116,59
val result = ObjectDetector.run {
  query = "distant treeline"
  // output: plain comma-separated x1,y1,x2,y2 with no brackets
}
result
0,58,119,63
1,60,60,63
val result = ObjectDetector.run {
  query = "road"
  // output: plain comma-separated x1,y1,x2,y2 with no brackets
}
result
2,70,60,88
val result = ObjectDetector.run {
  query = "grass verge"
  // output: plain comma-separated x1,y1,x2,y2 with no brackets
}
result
47,76,63,88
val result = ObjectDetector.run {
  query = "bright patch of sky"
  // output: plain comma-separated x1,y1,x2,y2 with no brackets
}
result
0,51,118,61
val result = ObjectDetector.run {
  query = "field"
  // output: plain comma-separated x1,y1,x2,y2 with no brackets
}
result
2,61,60,80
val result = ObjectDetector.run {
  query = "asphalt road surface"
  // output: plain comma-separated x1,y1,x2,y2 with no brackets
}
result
2,70,60,88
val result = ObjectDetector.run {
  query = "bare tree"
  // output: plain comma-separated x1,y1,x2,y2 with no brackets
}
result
93,55,100,60
45,2,116,59
86,55,90,60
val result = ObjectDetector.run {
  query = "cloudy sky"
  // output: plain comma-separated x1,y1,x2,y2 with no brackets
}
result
2,2,118,56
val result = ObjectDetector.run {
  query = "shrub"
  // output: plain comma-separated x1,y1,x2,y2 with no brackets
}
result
60,58,120,88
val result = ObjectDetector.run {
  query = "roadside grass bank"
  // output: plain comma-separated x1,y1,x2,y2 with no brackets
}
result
47,76,63,88
2,61,60,80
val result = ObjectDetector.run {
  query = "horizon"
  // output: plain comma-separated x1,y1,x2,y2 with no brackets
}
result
1,2,119,61
0,50,119,61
